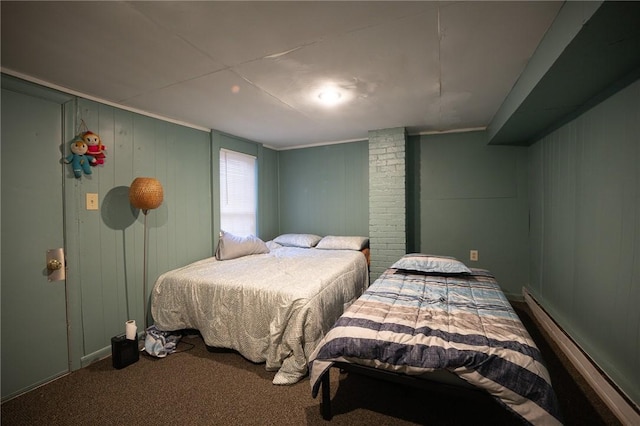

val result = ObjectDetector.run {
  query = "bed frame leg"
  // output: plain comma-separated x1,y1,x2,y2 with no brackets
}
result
320,369,332,420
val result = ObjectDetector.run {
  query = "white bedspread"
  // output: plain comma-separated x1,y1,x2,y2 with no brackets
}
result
151,246,369,384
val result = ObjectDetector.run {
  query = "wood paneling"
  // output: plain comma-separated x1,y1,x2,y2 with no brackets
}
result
68,99,212,362
528,78,640,406
415,131,530,298
278,142,369,237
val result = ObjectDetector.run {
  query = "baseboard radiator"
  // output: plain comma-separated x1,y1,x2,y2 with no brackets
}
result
523,288,640,426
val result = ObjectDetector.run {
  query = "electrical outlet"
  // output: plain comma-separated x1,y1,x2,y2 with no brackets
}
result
86,193,99,210
470,250,478,261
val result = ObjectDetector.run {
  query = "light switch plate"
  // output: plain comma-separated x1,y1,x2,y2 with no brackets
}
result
86,193,99,210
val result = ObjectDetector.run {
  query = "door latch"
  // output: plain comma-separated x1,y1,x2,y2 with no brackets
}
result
46,248,65,282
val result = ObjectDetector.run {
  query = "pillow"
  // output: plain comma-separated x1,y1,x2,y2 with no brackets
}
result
215,230,269,261
316,235,369,251
391,253,472,274
265,240,283,250
273,233,322,248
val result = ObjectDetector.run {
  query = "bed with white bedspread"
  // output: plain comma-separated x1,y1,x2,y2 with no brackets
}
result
151,235,369,385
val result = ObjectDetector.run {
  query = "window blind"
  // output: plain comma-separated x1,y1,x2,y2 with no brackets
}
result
220,149,257,236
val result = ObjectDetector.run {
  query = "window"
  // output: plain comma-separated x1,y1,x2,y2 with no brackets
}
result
220,149,257,236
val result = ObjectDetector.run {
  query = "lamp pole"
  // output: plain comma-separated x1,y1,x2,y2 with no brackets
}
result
142,208,149,330
129,177,163,336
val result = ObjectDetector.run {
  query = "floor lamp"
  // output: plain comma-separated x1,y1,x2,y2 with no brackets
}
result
129,177,164,331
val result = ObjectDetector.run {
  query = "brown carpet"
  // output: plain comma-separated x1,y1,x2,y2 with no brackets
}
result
1,303,622,425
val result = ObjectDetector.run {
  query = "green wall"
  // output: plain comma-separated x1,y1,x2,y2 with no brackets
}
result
67,98,213,365
258,146,280,241
278,142,369,237
277,134,530,299
411,131,530,297
528,78,640,405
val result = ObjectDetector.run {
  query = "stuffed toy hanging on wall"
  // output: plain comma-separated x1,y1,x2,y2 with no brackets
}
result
82,130,106,166
65,138,95,178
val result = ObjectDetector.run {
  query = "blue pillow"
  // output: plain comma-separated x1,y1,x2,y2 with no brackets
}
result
391,253,471,274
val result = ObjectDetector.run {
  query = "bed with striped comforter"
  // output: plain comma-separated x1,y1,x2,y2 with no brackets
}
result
309,267,562,425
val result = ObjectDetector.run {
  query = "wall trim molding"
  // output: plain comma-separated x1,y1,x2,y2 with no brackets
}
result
523,288,640,426
1,67,210,133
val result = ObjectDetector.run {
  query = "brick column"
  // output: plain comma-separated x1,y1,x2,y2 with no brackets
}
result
368,128,407,281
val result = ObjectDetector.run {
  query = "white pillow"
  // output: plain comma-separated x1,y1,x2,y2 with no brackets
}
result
215,230,269,260
316,235,369,251
265,240,283,250
273,233,322,248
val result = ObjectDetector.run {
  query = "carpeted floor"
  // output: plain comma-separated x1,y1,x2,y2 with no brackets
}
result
1,303,622,425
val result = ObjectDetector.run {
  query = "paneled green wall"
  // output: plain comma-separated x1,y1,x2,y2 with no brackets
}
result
258,146,280,241
528,78,640,405
68,99,212,365
411,131,530,297
277,135,530,299
278,142,369,237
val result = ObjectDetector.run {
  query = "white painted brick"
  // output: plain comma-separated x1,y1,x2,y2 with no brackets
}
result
369,127,407,274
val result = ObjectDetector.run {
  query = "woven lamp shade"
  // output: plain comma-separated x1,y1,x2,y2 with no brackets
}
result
129,177,163,212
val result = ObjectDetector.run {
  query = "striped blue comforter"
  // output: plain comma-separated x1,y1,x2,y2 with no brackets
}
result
309,268,562,425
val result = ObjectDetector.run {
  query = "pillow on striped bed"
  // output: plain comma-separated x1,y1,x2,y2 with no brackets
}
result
391,253,471,274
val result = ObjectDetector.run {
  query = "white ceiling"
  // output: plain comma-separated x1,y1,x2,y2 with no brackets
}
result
1,1,562,150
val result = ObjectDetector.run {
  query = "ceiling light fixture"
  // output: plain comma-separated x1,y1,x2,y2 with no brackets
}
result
318,90,342,103
318,90,341,103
